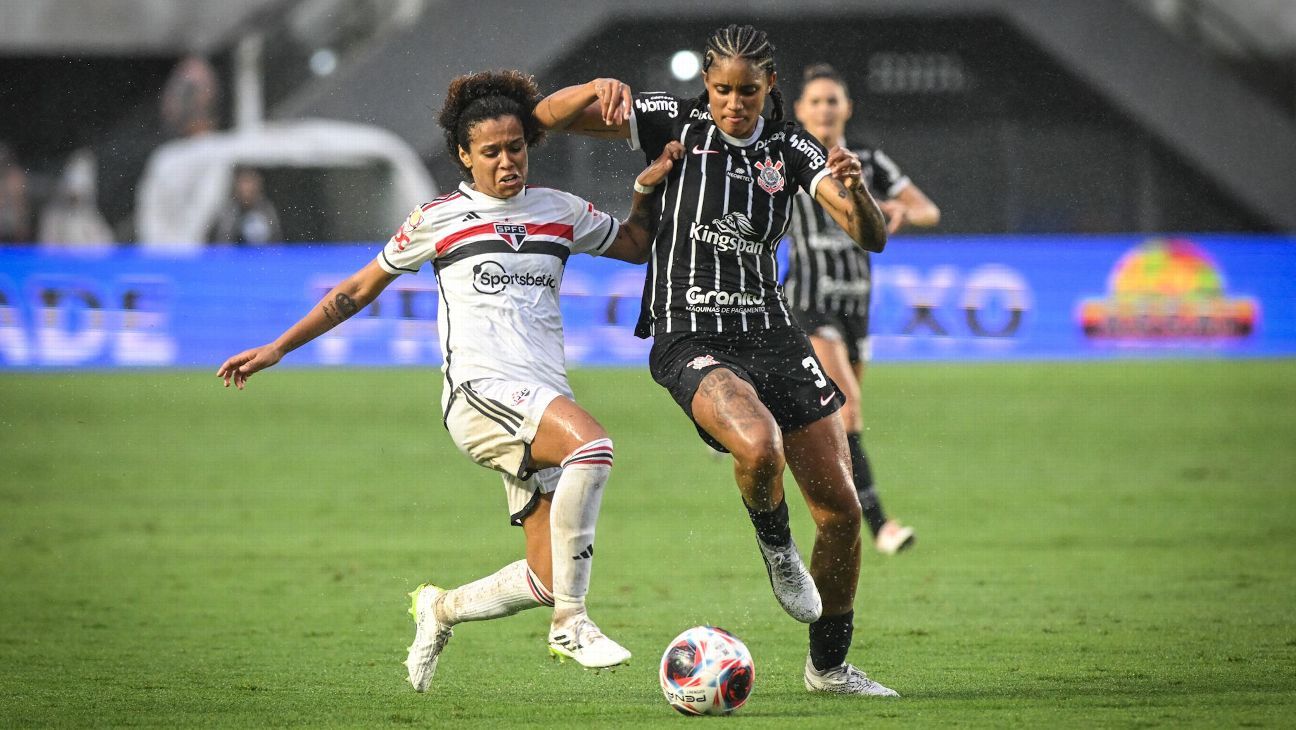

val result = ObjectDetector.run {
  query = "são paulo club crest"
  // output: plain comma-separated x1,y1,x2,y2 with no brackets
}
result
494,222,528,249
753,158,785,195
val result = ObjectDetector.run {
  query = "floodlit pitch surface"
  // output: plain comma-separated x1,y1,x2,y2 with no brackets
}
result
2,361,1294,727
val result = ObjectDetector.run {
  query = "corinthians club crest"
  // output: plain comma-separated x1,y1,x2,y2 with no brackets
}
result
753,158,785,195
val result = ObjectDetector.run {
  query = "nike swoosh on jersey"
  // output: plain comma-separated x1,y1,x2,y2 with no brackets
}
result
819,393,835,406
692,145,720,155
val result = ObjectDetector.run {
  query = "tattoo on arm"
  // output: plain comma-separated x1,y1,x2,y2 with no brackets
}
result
335,292,358,317
322,292,359,326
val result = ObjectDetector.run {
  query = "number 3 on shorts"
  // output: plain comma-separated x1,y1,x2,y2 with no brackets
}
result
801,356,828,388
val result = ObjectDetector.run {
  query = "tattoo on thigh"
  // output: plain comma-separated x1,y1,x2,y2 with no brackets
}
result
699,370,766,428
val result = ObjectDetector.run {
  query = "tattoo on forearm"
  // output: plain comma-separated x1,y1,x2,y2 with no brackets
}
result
335,292,358,317
628,202,654,233
322,292,359,326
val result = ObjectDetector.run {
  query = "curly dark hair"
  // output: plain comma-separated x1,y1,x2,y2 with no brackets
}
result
695,24,784,123
438,70,544,176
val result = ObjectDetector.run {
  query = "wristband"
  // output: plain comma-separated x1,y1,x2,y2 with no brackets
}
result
633,181,656,194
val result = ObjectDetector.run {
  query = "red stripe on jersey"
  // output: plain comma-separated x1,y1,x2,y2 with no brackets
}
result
528,223,574,241
436,222,500,254
435,221,575,254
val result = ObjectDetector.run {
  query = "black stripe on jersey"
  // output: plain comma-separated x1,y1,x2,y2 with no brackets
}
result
593,216,616,254
461,384,523,432
435,269,456,420
435,240,571,270
382,250,420,273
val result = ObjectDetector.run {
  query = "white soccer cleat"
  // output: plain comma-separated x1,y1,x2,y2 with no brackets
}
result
405,584,453,692
548,614,632,669
804,655,900,697
756,537,822,623
875,519,916,555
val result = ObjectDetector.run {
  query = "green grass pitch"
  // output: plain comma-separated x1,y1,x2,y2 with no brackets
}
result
2,360,1294,727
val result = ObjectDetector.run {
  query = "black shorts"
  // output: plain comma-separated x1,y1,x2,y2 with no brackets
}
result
790,305,872,363
649,328,844,452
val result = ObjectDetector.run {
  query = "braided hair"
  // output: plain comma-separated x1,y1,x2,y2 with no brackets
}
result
696,24,784,123
438,70,545,175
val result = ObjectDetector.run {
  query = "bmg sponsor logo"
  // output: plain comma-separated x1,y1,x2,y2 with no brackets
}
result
1077,238,1256,340
472,261,557,295
635,95,679,118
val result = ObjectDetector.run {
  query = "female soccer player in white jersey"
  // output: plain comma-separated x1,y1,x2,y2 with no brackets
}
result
534,25,900,696
786,63,941,555
216,70,682,692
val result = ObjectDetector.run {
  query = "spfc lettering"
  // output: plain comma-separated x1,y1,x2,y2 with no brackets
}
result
494,223,528,248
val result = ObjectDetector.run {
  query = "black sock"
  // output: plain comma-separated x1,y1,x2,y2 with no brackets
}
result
809,610,855,671
847,431,887,537
746,497,791,548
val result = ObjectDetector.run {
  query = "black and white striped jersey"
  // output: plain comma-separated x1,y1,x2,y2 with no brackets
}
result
627,92,832,338
784,146,909,315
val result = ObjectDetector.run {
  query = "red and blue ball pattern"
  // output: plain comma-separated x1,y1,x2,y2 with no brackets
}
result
659,626,755,715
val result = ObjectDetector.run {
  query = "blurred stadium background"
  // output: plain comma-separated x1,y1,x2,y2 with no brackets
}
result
2,1,1294,726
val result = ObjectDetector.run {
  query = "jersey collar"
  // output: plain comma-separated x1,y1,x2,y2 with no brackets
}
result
716,116,765,148
458,180,526,203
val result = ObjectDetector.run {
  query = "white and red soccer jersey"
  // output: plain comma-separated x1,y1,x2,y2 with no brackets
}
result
376,182,619,402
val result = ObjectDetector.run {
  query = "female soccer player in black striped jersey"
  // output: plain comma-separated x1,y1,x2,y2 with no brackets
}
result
536,24,900,696
786,63,941,556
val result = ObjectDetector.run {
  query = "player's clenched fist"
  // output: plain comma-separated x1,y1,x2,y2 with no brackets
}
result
637,141,684,188
217,344,283,390
827,147,864,190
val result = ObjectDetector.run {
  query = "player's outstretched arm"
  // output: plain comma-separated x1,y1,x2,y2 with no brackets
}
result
603,141,684,264
217,260,397,390
533,79,633,139
879,183,941,234
815,147,888,253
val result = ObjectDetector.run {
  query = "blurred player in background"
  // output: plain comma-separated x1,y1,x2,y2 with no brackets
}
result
217,70,679,692
785,63,941,555
536,24,900,696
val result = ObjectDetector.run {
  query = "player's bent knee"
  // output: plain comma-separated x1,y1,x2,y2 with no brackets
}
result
729,431,785,478
816,495,863,534
560,437,615,471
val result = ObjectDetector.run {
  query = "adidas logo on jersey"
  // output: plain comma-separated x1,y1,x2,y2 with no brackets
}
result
461,211,482,221
573,544,595,560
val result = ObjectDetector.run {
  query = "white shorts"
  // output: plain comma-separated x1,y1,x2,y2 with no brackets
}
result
444,378,567,526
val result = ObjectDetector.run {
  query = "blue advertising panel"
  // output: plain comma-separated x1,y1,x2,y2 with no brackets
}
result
1,234,1293,370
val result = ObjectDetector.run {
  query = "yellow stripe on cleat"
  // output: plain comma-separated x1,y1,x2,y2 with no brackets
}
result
408,584,426,622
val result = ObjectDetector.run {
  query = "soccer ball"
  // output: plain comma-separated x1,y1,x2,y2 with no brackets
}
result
658,626,755,716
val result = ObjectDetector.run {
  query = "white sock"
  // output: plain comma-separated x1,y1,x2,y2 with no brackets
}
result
435,559,552,626
550,438,614,621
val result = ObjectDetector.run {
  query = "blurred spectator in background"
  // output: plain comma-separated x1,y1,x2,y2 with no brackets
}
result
0,143,33,244
38,148,114,249
161,56,220,139
208,167,282,245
